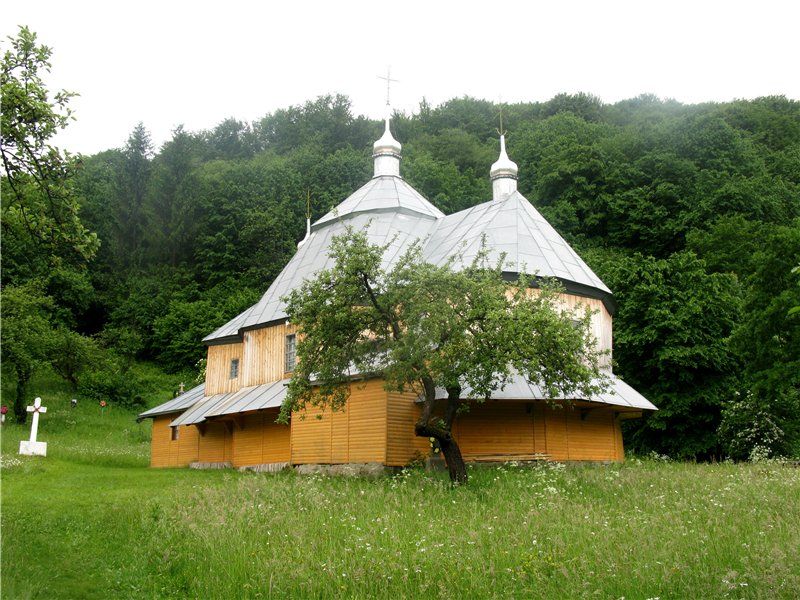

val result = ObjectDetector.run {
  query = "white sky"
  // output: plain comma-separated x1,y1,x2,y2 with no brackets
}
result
4,0,799,155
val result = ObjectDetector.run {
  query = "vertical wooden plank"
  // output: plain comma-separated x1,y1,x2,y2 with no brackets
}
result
544,405,569,461
198,422,227,463
386,389,429,466
533,402,547,455
150,416,172,467
262,409,291,463
233,413,264,467
177,425,200,465
206,342,244,394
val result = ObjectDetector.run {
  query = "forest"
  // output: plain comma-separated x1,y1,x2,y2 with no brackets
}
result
2,27,799,460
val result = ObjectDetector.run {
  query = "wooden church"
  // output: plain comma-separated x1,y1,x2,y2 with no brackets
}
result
139,110,656,470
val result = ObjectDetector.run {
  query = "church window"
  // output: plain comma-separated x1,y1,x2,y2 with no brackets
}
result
230,358,239,379
171,426,179,441
285,334,297,373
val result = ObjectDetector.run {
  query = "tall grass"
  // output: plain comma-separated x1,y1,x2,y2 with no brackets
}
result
2,372,799,599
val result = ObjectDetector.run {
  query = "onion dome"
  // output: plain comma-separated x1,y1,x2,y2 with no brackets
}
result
373,113,402,177
490,134,518,200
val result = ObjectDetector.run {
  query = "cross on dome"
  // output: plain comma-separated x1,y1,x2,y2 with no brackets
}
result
372,69,403,178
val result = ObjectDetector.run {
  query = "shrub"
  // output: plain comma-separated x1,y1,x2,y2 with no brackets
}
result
718,388,799,460
79,358,145,408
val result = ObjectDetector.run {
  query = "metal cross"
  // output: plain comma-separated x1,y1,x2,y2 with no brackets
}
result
377,67,399,106
496,102,507,137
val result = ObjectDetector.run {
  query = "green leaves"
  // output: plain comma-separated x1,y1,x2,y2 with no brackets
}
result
1,26,98,281
280,229,606,423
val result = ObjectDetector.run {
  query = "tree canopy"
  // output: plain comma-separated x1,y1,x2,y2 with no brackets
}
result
280,229,606,482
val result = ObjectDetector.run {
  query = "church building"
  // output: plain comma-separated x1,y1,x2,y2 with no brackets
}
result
139,110,656,470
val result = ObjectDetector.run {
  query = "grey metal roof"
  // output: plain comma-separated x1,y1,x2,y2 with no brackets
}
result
204,176,611,343
169,379,290,426
205,379,289,417
204,206,441,342
313,176,444,230
423,191,610,293
433,372,656,411
137,384,206,420
169,392,231,427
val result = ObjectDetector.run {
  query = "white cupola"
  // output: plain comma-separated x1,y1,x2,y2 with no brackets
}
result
373,110,402,177
490,134,518,200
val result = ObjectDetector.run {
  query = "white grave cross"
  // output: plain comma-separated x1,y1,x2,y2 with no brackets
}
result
19,396,48,456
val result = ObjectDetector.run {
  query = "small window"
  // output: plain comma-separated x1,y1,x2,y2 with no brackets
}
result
230,358,240,379
285,334,297,373
171,427,179,441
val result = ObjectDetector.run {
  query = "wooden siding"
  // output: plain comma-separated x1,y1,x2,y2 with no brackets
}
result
232,409,291,467
241,323,297,387
150,417,199,468
386,390,429,466
556,293,613,368
198,421,232,463
205,343,243,394
453,401,622,462
290,380,387,464
453,401,535,460
519,290,613,368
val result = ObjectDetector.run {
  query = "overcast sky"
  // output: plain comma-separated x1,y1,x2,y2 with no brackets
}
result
4,0,799,155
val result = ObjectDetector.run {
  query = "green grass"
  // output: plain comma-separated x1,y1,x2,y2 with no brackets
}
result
2,371,799,599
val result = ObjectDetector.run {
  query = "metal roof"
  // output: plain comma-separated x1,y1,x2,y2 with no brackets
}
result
205,379,289,417
169,379,290,426
137,384,206,420
313,176,444,230
204,175,611,343
169,392,231,427
204,206,441,342
433,372,656,411
423,192,610,293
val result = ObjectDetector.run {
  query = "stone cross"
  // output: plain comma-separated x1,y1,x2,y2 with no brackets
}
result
19,397,48,457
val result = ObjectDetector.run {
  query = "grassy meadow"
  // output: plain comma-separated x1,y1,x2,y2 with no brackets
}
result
2,372,799,599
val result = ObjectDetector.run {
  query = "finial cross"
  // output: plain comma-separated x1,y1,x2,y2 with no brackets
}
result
377,67,399,107
496,102,507,137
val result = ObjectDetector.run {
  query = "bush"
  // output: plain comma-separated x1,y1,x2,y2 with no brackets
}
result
79,358,145,409
718,388,800,460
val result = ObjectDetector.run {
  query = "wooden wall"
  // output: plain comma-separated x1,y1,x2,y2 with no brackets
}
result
556,293,613,368
518,290,613,368
231,409,291,468
290,380,387,464
205,323,297,394
241,323,297,386
205,342,244,395
454,401,623,462
198,421,233,463
150,416,199,468
386,389,430,466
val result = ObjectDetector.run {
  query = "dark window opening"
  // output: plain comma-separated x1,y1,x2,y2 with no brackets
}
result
230,358,240,379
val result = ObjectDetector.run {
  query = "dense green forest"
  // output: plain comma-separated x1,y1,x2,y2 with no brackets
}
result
2,27,799,459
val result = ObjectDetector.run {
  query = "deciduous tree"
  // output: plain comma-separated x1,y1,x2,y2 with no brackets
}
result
280,230,605,483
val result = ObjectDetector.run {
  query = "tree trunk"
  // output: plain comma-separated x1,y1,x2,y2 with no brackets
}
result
14,366,31,424
414,380,468,485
